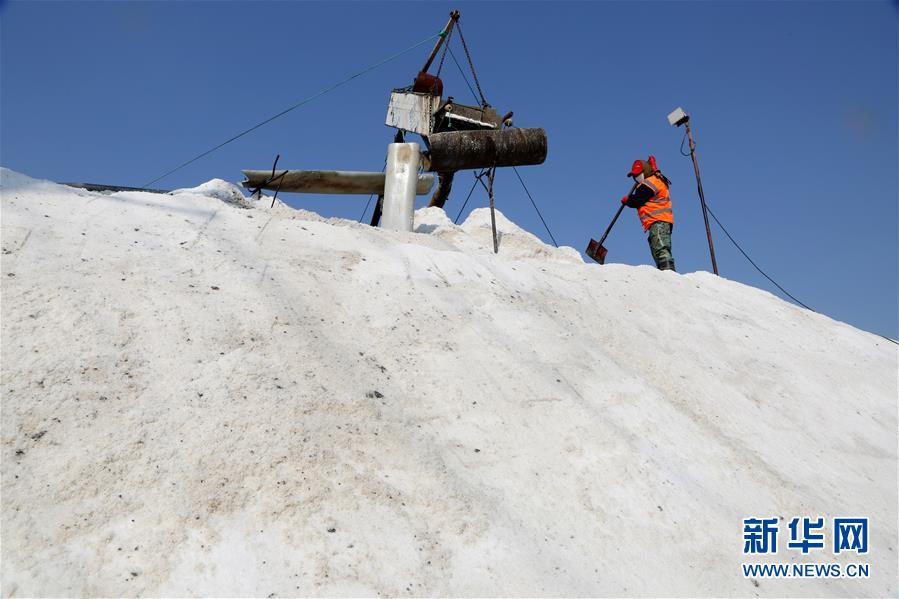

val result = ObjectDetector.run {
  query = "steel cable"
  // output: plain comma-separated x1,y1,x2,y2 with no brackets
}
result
512,167,559,247
141,32,443,189
705,204,898,344
704,204,813,309
454,176,482,224
448,47,480,105
454,20,488,106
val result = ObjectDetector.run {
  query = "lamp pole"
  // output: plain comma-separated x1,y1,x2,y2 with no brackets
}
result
683,118,719,275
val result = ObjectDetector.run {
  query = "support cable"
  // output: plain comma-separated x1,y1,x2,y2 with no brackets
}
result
141,32,442,189
454,20,488,106
448,47,480,105
512,166,559,247
704,204,812,310
359,194,376,224
706,204,898,345
448,43,558,248
454,175,482,224
359,158,388,223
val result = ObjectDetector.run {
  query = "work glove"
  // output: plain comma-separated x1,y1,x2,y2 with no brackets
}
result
620,195,629,205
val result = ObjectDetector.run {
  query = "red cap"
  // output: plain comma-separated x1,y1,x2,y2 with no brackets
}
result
626,160,644,178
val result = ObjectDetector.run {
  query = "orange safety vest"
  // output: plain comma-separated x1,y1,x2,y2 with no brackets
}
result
636,174,673,231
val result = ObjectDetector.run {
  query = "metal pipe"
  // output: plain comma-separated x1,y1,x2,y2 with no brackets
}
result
241,169,434,195
381,143,420,232
424,128,547,172
428,171,455,208
685,121,719,275
487,167,498,253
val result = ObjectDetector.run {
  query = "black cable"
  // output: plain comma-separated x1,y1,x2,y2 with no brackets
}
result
141,32,442,189
359,194,376,223
706,205,898,345
679,130,691,156
454,175,481,224
448,47,480,105
512,166,559,247
359,158,388,223
704,204,814,310
473,167,491,194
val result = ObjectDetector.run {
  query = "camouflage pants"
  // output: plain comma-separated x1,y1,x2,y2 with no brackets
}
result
647,221,675,271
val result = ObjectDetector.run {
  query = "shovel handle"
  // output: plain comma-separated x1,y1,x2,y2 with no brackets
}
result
596,182,637,245
597,203,626,247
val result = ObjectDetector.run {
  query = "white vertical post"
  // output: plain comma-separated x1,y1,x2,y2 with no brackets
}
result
381,142,420,232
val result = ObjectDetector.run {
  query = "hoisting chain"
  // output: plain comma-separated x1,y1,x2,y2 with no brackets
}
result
455,20,488,107
434,25,455,80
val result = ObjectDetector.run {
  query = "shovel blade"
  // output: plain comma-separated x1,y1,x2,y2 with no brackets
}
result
586,238,608,264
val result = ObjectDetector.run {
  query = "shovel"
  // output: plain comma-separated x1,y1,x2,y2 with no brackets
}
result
586,203,626,264
586,184,637,264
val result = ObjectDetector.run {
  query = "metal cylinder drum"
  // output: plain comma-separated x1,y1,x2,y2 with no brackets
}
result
424,128,547,172
381,143,420,232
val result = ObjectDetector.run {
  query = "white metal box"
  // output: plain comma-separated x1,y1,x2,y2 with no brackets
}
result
385,91,441,136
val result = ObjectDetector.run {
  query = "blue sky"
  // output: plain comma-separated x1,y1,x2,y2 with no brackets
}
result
2,1,896,337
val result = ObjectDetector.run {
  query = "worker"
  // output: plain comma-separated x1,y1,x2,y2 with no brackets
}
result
621,156,676,271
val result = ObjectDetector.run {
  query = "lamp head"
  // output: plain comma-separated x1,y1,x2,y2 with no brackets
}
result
668,107,690,127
